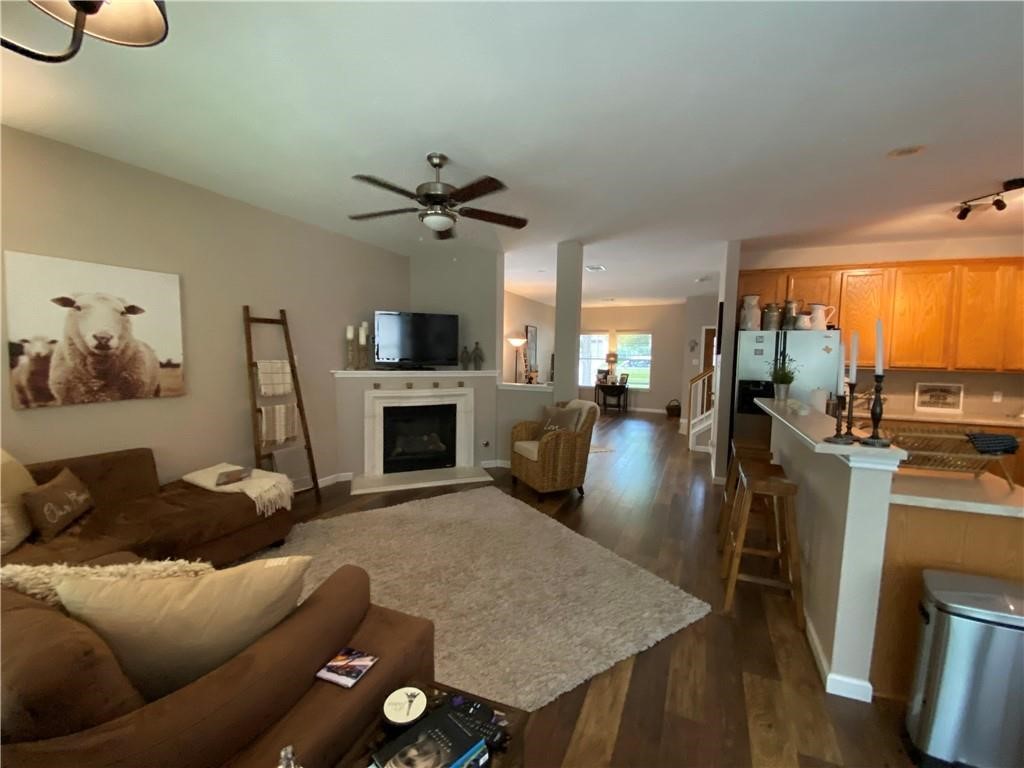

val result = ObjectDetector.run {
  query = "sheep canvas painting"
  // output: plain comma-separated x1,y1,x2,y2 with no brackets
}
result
4,251,185,409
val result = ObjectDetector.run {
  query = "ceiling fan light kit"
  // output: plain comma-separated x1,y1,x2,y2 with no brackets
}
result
1,0,167,63
349,152,528,240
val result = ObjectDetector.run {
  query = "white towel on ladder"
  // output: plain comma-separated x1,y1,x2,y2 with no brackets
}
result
259,404,299,446
256,360,293,396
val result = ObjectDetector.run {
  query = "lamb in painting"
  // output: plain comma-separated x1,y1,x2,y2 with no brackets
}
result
48,293,161,404
12,336,57,407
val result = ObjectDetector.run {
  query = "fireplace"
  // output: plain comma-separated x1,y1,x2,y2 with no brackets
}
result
382,404,457,474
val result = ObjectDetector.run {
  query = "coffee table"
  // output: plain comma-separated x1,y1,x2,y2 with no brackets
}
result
335,681,526,768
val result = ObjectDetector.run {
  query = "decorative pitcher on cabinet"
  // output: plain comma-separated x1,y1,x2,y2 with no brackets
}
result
740,295,762,330
808,303,836,330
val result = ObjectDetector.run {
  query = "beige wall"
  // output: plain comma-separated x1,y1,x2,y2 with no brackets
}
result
0,127,410,482
577,303,686,412
503,291,555,383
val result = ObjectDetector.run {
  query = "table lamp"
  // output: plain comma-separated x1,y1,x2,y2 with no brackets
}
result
605,352,618,379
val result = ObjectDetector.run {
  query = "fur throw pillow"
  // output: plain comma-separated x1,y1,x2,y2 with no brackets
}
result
0,559,214,608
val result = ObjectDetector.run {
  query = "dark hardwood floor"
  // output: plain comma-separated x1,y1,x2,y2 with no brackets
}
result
295,413,914,768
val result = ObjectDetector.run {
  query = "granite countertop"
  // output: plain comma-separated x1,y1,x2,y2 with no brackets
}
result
852,409,1024,429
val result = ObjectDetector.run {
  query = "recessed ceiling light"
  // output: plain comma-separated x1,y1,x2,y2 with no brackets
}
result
585,265,607,272
537,269,548,273
887,145,926,158
694,275,711,283
603,297,616,302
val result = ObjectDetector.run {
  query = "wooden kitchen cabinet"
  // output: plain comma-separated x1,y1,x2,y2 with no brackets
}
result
954,262,1006,371
785,269,841,309
889,264,956,369
737,271,786,307
1003,265,1024,371
838,268,893,367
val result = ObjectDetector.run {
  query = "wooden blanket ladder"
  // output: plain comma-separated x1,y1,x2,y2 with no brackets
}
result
242,306,321,502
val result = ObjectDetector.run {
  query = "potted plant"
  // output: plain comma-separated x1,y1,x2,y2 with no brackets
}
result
768,354,800,402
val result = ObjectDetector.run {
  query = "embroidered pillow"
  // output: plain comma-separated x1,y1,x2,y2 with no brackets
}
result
22,468,94,541
542,406,580,434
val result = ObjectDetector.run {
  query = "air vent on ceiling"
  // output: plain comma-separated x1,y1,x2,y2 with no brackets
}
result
585,265,607,272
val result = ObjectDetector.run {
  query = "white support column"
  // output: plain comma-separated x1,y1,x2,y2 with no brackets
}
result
554,240,583,403
711,241,741,482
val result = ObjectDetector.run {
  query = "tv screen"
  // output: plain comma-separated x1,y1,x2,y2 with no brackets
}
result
374,311,459,367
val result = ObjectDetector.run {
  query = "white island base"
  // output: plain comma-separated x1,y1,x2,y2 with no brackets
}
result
755,398,907,702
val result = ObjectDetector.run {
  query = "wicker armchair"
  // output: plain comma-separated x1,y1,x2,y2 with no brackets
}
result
510,399,600,495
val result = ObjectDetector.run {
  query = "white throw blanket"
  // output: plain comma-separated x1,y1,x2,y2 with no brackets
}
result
259,404,299,446
182,463,294,517
256,360,293,396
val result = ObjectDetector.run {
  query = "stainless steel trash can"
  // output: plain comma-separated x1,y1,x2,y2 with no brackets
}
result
906,570,1024,768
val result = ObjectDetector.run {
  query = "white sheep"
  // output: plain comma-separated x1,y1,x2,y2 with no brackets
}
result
48,293,161,404
12,336,57,408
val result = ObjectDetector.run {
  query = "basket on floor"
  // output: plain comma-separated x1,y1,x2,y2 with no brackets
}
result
666,399,682,418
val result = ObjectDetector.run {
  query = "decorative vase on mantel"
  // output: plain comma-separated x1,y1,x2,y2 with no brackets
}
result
470,342,485,371
459,346,471,370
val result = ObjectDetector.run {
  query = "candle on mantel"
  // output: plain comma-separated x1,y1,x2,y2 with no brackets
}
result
346,325,354,341
358,325,367,345
875,319,884,375
849,332,858,384
837,341,845,395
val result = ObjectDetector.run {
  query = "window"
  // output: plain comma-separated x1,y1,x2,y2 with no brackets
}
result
616,332,652,390
578,333,609,386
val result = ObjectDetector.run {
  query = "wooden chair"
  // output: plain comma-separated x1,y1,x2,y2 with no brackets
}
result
716,437,774,551
720,458,804,629
510,399,599,495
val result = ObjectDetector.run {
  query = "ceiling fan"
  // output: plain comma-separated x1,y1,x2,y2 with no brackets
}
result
348,153,528,240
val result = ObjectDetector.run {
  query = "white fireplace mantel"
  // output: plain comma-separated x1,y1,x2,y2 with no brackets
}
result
363,387,474,477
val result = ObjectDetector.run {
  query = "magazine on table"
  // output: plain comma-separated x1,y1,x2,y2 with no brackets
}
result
372,706,488,768
315,647,378,688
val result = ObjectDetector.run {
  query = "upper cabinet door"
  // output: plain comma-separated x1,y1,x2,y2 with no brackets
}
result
889,264,956,369
838,268,893,366
1003,264,1024,372
737,271,786,306
953,262,1005,371
786,269,841,308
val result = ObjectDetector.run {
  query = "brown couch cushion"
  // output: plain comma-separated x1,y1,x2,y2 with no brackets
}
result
22,468,94,541
1,532,134,566
1,565,373,768
0,588,145,744
26,449,159,511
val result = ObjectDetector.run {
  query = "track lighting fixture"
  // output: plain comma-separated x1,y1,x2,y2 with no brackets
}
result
954,178,1023,221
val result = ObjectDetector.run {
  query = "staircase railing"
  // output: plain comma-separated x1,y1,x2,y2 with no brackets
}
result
687,367,715,451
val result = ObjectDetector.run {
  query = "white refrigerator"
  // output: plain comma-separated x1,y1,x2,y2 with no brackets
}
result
733,329,842,413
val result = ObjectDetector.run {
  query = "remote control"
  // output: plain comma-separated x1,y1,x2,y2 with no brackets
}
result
450,709,508,749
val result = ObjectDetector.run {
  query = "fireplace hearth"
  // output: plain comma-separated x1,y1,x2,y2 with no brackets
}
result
382,404,457,474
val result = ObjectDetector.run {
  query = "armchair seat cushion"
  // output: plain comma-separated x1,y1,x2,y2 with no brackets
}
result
513,440,540,462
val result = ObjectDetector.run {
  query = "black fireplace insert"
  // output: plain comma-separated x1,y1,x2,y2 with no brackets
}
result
382,404,457,474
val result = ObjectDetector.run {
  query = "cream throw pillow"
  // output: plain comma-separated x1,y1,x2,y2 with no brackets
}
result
0,450,37,554
58,556,311,700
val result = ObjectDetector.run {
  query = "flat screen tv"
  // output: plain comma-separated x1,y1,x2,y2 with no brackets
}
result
374,311,459,368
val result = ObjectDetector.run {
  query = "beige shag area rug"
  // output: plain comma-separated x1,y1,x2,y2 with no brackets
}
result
262,486,709,711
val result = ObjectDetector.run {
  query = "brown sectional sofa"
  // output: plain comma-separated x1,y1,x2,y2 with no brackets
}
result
2,565,435,768
3,448,293,567
1,448,438,767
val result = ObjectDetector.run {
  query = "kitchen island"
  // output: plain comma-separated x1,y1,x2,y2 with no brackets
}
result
756,397,1024,702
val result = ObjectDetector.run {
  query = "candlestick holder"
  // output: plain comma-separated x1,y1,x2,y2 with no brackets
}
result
345,338,357,370
357,342,369,371
824,393,854,444
860,374,891,448
844,381,858,440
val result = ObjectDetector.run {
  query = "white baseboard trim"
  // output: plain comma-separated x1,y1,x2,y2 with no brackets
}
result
826,673,873,703
630,407,666,414
481,459,510,469
678,422,689,435
690,445,712,455
804,615,831,685
319,472,352,487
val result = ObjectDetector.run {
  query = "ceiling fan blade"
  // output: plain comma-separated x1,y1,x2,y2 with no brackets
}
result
458,207,528,230
348,208,419,221
449,176,506,204
434,228,455,240
352,174,419,201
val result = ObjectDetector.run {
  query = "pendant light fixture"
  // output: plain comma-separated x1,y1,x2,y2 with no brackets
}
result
1,1,168,63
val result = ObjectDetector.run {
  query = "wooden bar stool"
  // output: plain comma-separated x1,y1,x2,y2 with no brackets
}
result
716,437,774,552
720,458,804,629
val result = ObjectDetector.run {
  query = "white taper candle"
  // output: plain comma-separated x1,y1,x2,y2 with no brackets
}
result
837,341,845,394
875,319,884,375
849,332,858,384
346,325,354,341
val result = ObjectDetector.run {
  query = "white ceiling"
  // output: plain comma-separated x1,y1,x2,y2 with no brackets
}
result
3,2,1022,306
